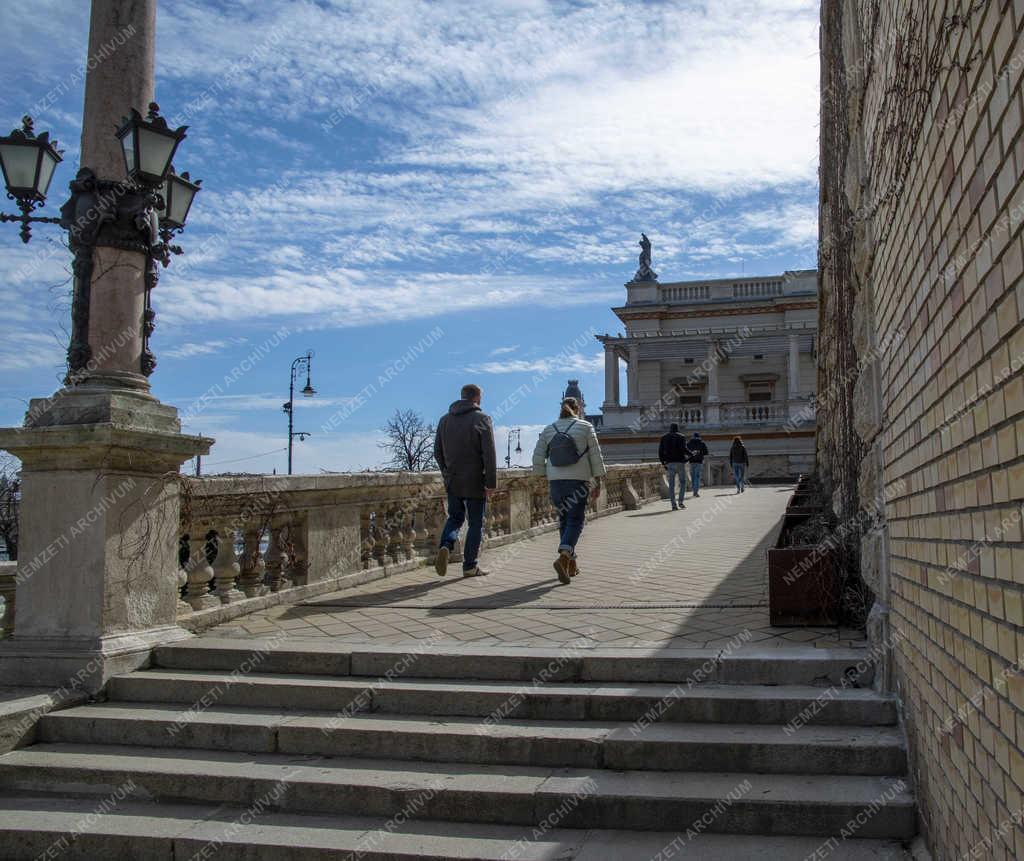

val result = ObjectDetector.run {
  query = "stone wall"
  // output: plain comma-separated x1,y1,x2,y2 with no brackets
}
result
818,2,1024,858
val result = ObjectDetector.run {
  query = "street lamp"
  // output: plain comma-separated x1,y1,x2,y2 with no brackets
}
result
0,116,64,243
115,102,187,188
505,427,522,468
157,167,201,232
283,351,316,475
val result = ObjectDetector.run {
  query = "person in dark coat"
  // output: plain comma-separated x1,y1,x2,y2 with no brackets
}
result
433,383,497,577
658,422,689,510
686,432,709,497
729,436,750,493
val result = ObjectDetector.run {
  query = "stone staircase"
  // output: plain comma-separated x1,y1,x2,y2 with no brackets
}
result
0,639,916,859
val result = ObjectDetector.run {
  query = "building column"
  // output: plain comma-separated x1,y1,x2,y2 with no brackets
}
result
0,0,209,693
788,333,801,399
604,345,619,408
704,341,720,424
627,344,640,405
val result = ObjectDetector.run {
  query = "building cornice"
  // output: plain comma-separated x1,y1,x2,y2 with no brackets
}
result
612,300,817,322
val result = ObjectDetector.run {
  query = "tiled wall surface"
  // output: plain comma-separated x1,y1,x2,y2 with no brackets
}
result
819,2,1024,858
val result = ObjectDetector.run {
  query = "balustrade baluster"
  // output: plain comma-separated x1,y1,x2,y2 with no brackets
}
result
265,523,291,592
386,505,406,563
175,535,191,617
0,567,16,636
359,507,373,569
371,511,389,568
238,527,267,597
211,524,244,604
184,531,219,611
286,522,308,586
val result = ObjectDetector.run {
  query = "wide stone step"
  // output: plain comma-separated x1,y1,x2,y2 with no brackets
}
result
0,744,917,838
154,638,878,687
107,670,898,725
0,795,912,860
38,703,907,775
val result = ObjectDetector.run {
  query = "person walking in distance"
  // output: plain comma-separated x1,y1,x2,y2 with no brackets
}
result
729,436,749,493
658,422,689,510
532,397,606,584
433,384,497,578
686,431,709,497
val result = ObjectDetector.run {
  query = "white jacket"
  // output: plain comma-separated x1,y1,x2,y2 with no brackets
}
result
532,418,607,483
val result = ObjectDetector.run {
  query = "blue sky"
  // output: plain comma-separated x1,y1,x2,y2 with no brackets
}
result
0,0,820,474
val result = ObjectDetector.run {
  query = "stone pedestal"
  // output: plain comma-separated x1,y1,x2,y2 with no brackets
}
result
0,388,210,693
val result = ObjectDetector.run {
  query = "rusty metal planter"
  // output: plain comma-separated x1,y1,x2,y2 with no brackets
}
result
769,512,839,626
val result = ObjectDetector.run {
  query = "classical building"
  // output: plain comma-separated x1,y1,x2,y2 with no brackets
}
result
596,245,818,482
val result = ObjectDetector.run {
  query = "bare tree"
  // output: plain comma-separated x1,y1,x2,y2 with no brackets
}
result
0,455,20,561
378,409,436,472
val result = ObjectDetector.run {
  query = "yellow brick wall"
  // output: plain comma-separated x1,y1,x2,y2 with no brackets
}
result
819,1,1024,857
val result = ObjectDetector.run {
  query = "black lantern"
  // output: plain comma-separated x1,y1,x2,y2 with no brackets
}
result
157,167,201,230
0,116,62,203
116,102,187,188
301,367,316,398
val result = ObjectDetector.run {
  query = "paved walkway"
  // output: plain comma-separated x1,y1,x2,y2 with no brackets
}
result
206,485,864,649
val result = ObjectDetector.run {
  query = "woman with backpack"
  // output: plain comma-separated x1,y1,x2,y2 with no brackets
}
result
729,436,750,493
532,397,607,584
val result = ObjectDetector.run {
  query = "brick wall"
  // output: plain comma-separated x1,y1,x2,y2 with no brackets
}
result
818,1,1024,858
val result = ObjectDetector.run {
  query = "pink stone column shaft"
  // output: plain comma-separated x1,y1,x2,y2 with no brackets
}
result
80,0,157,389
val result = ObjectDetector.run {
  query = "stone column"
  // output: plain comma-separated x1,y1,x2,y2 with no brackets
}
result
704,341,721,424
788,334,801,399
603,346,618,408
80,0,158,391
0,0,210,693
627,344,640,405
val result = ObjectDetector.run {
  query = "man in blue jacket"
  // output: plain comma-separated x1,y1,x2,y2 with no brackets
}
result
686,432,709,498
658,423,689,510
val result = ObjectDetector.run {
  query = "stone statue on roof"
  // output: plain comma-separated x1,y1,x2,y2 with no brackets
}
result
633,233,658,282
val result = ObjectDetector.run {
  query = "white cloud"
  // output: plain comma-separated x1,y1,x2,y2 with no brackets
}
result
461,351,604,377
163,338,248,360
158,268,614,328
490,345,519,356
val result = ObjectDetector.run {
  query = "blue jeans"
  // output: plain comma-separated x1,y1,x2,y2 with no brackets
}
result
689,462,703,495
732,463,746,491
665,462,687,505
549,479,589,556
439,492,486,571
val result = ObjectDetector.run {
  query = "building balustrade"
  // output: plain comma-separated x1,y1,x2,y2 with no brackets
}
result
720,401,787,423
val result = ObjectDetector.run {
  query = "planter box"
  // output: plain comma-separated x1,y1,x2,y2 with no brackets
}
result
768,514,839,626
786,493,821,517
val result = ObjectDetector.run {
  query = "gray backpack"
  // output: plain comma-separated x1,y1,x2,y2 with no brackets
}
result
547,420,589,467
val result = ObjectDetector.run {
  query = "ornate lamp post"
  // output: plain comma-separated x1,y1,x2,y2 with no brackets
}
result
505,427,522,468
283,351,316,474
0,0,212,694
0,105,201,381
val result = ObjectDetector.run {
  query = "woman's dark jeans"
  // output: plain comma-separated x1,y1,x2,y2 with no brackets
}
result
549,479,590,556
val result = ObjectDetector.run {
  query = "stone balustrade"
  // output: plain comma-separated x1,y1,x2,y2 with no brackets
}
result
176,464,665,629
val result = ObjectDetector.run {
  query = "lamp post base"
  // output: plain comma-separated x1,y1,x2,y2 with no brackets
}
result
0,394,212,694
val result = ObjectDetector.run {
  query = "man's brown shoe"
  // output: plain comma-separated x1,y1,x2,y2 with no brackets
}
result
463,566,489,577
568,557,579,578
553,551,572,584
435,546,449,577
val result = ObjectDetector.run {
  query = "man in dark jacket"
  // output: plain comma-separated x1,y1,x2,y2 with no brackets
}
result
686,432,709,497
433,383,497,577
658,423,689,510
